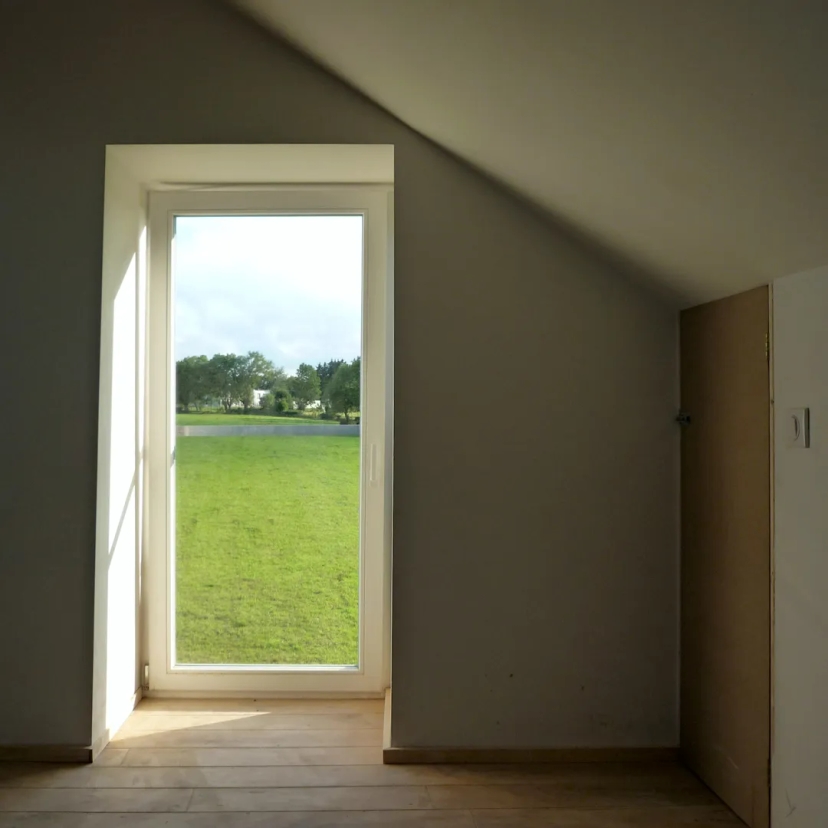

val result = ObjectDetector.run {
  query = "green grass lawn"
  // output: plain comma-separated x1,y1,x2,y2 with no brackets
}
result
175,435,359,665
177,412,328,426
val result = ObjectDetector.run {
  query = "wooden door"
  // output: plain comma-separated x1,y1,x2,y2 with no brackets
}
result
680,285,771,828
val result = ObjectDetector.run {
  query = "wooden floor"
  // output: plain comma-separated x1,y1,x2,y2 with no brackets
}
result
0,699,743,826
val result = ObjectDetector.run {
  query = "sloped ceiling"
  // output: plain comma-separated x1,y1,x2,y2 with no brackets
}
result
233,0,828,306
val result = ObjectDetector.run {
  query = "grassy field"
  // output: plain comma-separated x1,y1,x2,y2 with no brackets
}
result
177,412,328,426
175,435,359,665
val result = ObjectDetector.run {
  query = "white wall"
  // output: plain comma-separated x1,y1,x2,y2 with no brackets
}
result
0,0,678,749
772,267,828,826
90,153,147,751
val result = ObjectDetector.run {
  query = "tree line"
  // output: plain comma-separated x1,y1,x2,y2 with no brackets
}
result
176,352,361,421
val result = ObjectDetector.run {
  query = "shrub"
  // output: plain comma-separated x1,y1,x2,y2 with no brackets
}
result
269,388,293,413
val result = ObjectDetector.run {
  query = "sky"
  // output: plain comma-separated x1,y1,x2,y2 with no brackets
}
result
174,215,363,374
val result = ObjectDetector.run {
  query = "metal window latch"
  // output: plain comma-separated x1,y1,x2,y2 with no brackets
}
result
676,410,692,427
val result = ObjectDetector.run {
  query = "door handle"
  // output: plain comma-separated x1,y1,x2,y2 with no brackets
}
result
369,444,378,486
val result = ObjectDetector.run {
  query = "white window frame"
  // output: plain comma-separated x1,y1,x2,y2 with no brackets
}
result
146,186,392,694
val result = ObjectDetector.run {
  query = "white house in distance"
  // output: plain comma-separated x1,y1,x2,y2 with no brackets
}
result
250,390,323,410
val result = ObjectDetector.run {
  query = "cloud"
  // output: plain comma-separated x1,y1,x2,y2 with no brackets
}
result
174,215,362,373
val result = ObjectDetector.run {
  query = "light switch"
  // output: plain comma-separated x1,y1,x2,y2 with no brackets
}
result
788,408,810,448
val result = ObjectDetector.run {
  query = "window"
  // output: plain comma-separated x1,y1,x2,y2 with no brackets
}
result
145,187,392,693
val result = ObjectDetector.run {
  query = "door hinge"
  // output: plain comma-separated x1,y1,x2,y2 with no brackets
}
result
765,332,770,362
676,410,692,427
142,663,150,691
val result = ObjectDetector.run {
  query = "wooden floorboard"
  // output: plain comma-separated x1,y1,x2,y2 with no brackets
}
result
0,814,479,827
135,698,385,713
109,728,384,749
0,700,744,826
119,746,385,767
470,808,744,827
121,713,385,731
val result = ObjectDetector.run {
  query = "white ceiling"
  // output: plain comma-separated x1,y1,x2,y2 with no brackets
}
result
234,0,828,306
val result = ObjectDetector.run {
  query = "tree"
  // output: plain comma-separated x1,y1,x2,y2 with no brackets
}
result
316,359,344,397
237,351,279,413
176,355,210,410
272,388,293,413
246,352,286,394
325,357,361,422
260,367,289,391
316,359,345,416
206,351,280,413
207,353,243,412
289,363,321,410
260,388,293,413
239,386,256,412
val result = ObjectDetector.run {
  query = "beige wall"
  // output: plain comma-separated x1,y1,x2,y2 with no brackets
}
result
772,267,828,825
0,0,679,748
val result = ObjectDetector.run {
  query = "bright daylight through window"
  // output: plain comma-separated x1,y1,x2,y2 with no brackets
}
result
173,215,363,667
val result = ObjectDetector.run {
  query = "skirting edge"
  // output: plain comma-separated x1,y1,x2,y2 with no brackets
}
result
383,745,680,764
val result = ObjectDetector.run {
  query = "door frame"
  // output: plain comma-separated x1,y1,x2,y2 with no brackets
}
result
145,186,393,695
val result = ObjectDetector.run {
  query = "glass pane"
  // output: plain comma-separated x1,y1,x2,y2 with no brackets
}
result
172,215,362,666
